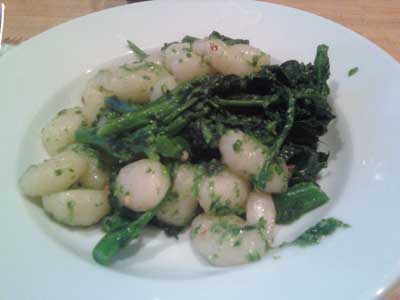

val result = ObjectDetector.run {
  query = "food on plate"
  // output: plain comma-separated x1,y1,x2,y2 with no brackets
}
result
19,31,337,266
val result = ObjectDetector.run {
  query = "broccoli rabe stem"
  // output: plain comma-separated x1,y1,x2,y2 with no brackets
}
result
213,95,279,109
95,75,249,137
255,93,296,190
96,79,209,137
93,203,161,265
97,97,179,136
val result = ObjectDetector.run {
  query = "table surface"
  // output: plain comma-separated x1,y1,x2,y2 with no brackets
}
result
2,0,400,299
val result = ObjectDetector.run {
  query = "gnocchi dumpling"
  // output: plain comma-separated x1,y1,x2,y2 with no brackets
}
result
162,42,213,82
43,189,110,226
66,144,109,190
219,130,289,194
81,81,113,124
193,38,270,76
19,150,88,197
246,192,276,243
219,129,266,178
115,159,170,212
191,214,268,266
156,164,199,226
82,62,173,123
198,169,249,216
93,62,170,103
149,75,177,102
41,107,86,156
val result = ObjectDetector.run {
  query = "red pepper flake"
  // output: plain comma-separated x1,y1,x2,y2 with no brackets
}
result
210,42,218,51
287,164,296,177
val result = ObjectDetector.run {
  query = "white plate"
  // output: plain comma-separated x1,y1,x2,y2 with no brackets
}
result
1,1,399,299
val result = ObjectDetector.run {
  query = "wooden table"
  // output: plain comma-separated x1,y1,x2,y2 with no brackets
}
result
3,0,400,299
3,0,400,61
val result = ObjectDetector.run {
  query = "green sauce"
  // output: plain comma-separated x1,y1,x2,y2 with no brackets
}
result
294,218,350,247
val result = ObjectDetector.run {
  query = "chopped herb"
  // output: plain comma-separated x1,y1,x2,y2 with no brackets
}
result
210,219,242,237
142,75,151,80
127,40,148,61
192,225,201,236
160,84,169,94
186,52,192,58
209,31,249,46
191,167,204,198
54,169,63,176
249,54,263,67
57,109,67,116
233,182,241,198
161,41,179,51
246,251,261,262
232,139,243,152
181,35,199,44
67,201,75,221
294,218,350,247
209,198,244,216
178,58,183,63
348,67,359,77
234,238,243,247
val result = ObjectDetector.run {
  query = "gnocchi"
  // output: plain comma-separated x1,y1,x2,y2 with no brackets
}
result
198,169,249,216
43,189,110,226
115,159,170,212
156,164,199,226
41,107,86,156
19,150,88,197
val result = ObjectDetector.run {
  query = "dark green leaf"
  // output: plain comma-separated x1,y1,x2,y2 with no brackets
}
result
273,182,329,224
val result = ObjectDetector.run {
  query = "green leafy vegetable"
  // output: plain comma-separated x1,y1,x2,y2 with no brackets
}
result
93,190,171,265
273,182,329,224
